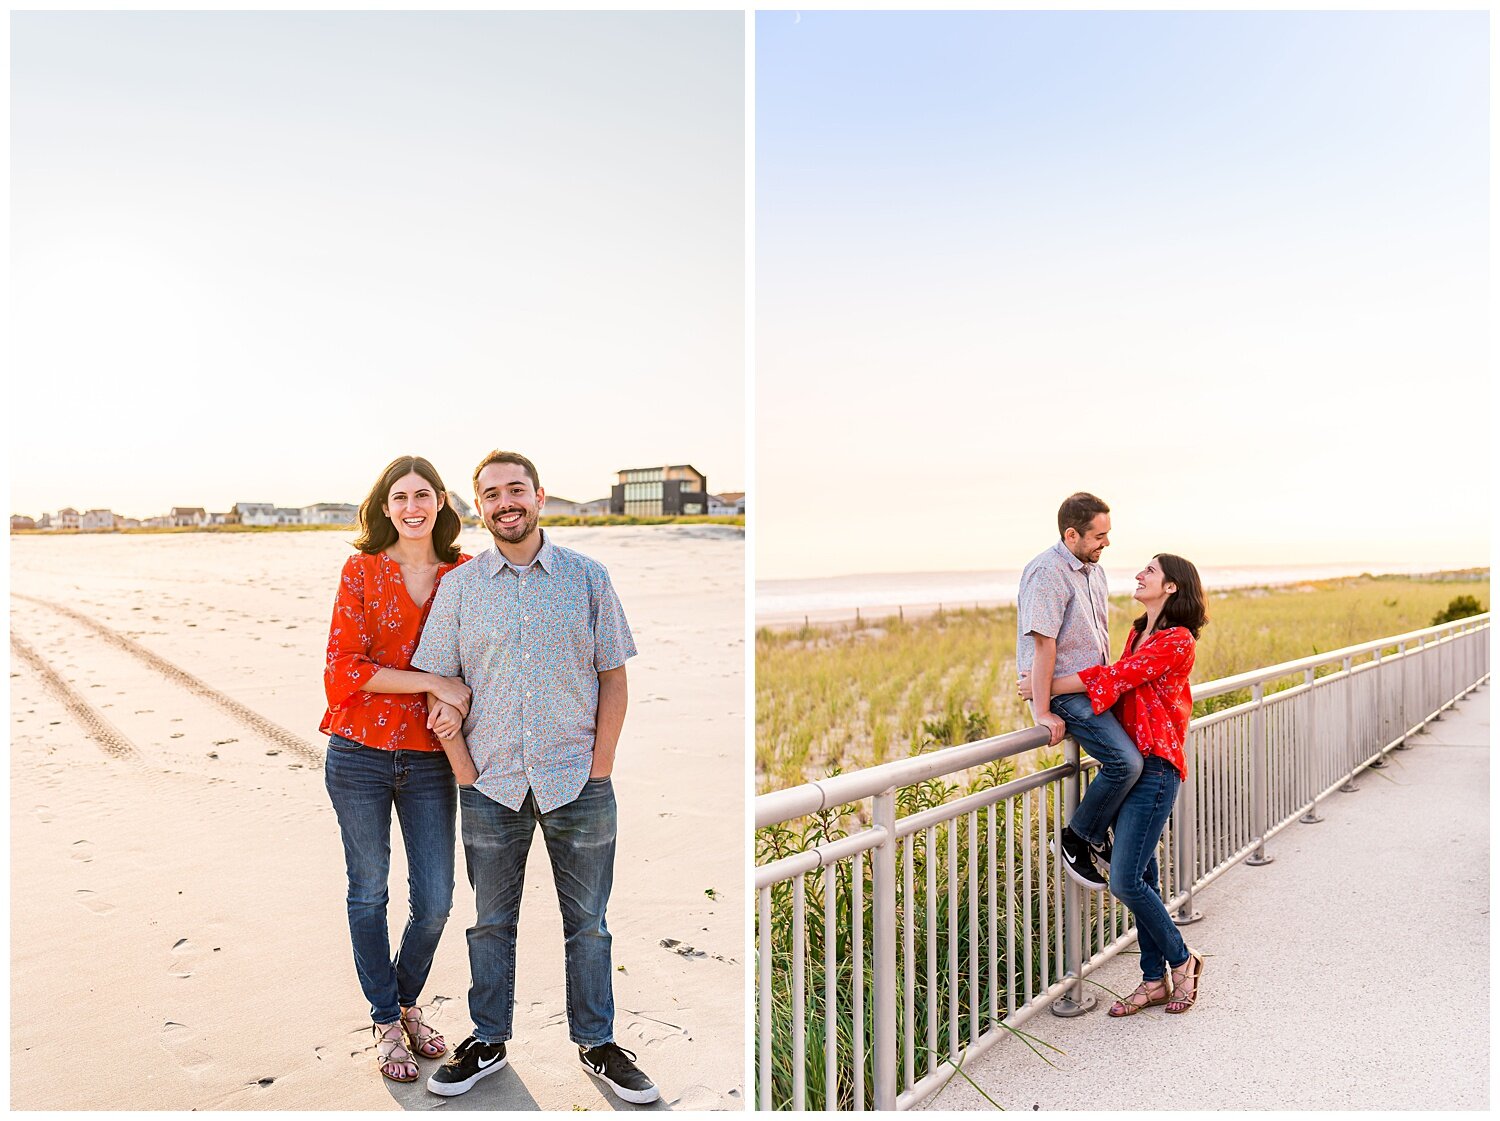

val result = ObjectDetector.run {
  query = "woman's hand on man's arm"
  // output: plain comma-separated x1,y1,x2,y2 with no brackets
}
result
425,675,471,715
427,697,464,739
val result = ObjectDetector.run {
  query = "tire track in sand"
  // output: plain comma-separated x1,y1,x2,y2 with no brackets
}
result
12,594,322,766
11,634,143,763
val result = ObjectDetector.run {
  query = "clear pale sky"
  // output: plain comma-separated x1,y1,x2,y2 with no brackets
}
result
756,11,1488,580
11,12,743,517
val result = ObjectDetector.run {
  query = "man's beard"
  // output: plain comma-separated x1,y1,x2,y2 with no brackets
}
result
487,506,539,544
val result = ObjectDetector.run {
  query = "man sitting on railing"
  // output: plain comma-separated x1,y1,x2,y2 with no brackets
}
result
1017,492,1140,891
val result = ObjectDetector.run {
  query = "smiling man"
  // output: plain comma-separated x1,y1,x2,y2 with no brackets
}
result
411,449,656,1104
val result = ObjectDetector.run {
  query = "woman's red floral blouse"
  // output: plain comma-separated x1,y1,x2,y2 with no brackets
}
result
320,551,470,752
1077,626,1195,780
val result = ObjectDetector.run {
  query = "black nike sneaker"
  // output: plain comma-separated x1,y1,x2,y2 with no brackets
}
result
579,1042,660,1104
1053,826,1108,891
426,1036,507,1097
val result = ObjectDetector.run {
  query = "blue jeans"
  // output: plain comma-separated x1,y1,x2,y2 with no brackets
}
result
325,735,457,1023
461,778,617,1048
1051,692,1143,846
1109,755,1190,981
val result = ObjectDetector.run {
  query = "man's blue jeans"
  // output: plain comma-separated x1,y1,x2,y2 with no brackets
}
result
1050,693,1143,846
460,777,617,1048
324,736,457,1024
1108,755,1190,981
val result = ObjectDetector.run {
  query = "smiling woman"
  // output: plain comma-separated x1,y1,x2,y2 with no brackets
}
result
321,454,478,1083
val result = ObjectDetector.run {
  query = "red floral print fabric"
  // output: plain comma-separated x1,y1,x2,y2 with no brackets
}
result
320,551,470,752
1077,626,1195,780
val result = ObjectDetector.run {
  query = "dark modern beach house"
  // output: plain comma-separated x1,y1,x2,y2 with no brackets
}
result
610,465,709,516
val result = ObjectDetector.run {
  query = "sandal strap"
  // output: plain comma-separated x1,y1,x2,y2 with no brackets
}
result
1111,979,1167,1013
374,1023,416,1068
402,1006,445,1051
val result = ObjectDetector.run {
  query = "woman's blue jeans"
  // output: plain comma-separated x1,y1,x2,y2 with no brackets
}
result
460,777,618,1048
325,735,457,1024
1050,693,1143,846
1108,754,1190,982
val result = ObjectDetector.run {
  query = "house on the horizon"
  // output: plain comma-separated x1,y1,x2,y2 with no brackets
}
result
57,507,80,530
576,498,610,517
302,502,358,526
230,502,276,526
610,465,709,517
11,515,36,532
81,508,116,530
543,496,584,516
171,507,207,528
709,491,745,516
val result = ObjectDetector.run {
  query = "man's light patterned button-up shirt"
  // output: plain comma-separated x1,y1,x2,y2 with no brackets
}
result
1016,538,1111,677
412,531,637,813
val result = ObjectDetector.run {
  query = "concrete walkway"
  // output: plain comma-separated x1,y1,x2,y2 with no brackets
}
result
924,689,1490,1112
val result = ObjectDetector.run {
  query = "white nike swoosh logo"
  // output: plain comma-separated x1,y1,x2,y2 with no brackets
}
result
477,1054,502,1070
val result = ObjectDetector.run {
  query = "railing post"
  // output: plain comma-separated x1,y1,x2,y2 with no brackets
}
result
1428,633,1442,720
1052,736,1097,1015
1247,682,1274,865
871,789,898,1112
757,886,772,1109
1368,646,1387,768
1339,655,1359,791
1300,667,1323,823
1393,640,1410,750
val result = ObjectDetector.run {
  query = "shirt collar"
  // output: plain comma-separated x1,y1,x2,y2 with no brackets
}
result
1053,538,1090,573
480,529,554,577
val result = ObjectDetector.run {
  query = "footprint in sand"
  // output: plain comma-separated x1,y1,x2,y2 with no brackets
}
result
34,806,54,823
74,889,114,914
671,1084,724,1110
169,937,201,978
70,840,93,863
160,1020,212,1072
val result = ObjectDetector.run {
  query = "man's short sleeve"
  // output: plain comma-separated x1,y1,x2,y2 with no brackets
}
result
1018,563,1066,640
412,577,463,677
592,567,637,672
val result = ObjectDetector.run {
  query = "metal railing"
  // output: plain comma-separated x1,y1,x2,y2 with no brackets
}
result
753,614,1489,1110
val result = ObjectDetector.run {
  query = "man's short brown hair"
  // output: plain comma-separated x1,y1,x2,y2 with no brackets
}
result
472,450,541,494
1057,492,1109,538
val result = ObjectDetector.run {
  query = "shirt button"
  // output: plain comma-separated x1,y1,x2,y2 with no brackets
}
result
523,652,530,660
526,691,532,698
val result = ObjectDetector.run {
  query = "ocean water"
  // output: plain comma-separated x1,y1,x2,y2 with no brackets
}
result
756,561,1462,622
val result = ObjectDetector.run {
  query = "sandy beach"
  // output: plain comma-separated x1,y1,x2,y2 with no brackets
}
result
10,524,745,1111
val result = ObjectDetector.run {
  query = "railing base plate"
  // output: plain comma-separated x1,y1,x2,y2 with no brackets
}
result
1368,757,1387,769
1339,781,1359,793
1049,992,1097,1018
1172,908,1204,925
1300,809,1324,824
1246,851,1275,866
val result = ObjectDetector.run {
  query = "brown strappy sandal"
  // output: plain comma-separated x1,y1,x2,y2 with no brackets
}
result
1165,950,1204,1014
401,1005,447,1059
373,1021,418,1083
1107,977,1172,1017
